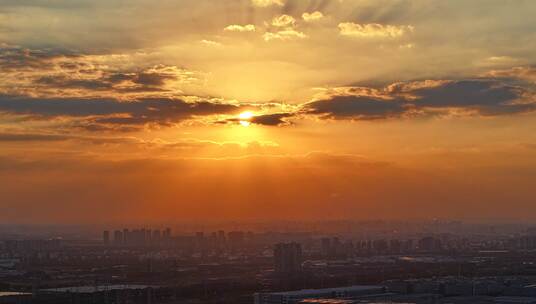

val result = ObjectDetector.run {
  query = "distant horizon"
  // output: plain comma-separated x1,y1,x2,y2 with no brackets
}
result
2,217,536,230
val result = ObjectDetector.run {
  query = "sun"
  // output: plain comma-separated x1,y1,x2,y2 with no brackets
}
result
238,111,254,127
238,111,254,120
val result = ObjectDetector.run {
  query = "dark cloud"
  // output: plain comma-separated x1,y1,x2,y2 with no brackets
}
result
106,70,178,88
31,67,183,93
303,95,407,120
0,45,77,71
302,79,536,120
70,122,141,133
0,95,242,127
0,95,132,117
33,73,172,93
35,75,114,90
219,112,295,126
250,112,295,126
0,132,70,142
133,72,176,86
410,80,522,108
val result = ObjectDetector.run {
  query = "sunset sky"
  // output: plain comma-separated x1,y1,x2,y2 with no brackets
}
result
1,0,536,224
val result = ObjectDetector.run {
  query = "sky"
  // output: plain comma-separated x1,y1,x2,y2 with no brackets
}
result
1,0,536,224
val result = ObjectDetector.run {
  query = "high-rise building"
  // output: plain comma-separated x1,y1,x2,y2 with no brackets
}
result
218,230,226,247
103,230,110,246
321,237,331,257
123,229,129,244
274,242,302,274
113,230,123,245
141,228,148,244
321,237,346,258
418,236,442,252
163,228,171,239
228,231,245,251
146,229,152,243
195,232,205,252
152,230,161,244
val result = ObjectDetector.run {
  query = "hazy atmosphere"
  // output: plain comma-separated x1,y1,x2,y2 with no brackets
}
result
2,0,536,223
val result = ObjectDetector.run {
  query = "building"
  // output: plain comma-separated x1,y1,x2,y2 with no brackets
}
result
228,231,245,251
103,230,110,246
495,297,536,304
123,228,129,244
113,230,123,245
274,242,303,275
418,236,442,252
254,285,385,304
163,228,172,239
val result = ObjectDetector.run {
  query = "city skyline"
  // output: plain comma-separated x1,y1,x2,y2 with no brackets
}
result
1,0,536,224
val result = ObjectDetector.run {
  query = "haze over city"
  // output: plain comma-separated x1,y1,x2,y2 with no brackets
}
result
2,2,536,304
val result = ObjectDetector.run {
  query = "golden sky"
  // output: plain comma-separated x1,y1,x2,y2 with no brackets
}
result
1,0,536,224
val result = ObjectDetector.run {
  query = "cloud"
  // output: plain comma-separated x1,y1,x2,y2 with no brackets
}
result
2,43,535,130
34,75,115,91
0,45,296,131
302,78,536,120
0,95,244,128
271,15,296,27
5,77,531,129
219,111,295,126
199,39,222,47
302,11,324,22
486,66,536,83
304,95,407,120
251,0,285,7
409,80,535,116
0,46,204,98
338,22,414,38
224,24,256,32
478,56,519,67
263,29,307,41
250,113,295,126
264,14,306,42
399,43,415,49
405,80,522,108
0,45,78,71
0,132,72,142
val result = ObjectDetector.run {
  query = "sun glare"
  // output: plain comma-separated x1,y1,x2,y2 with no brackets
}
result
238,111,254,120
238,111,254,127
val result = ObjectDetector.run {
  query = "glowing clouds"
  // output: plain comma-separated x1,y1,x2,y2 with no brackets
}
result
251,0,285,7
264,14,306,42
302,11,324,22
271,15,296,27
224,24,256,32
338,22,414,38
263,30,307,42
